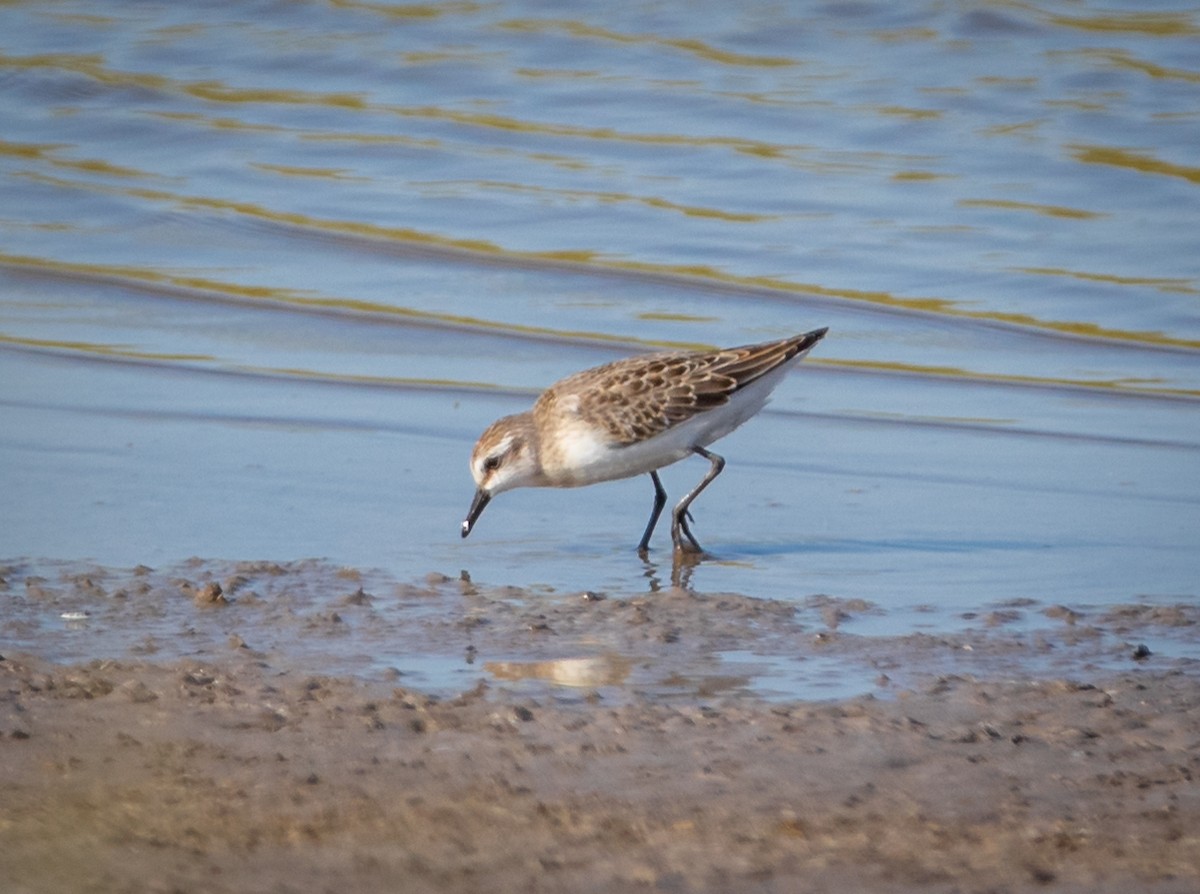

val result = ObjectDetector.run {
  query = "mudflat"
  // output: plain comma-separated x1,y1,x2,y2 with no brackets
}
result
2,560,1198,893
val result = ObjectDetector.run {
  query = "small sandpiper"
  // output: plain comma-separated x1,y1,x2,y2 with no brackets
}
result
461,327,828,553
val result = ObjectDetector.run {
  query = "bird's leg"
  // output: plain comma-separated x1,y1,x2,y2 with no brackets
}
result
671,446,725,553
675,512,702,553
637,470,668,554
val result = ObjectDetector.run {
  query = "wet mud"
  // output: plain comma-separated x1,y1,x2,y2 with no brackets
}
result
2,559,1198,893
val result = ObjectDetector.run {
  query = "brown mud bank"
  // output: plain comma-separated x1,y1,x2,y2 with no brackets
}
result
1,559,1199,892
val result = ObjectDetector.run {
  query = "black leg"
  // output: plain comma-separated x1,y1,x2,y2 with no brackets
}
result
671,446,725,553
637,470,668,554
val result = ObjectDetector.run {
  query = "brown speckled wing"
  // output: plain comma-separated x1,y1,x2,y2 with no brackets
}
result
564,353,736,445
542,331,824,447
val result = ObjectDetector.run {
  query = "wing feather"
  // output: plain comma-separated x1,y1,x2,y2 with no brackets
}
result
536,330,825,447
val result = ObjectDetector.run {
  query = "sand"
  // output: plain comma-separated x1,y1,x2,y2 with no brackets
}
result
2,560,1198,893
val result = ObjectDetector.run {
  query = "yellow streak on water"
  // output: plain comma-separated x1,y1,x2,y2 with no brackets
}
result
1071,145,1200,185
1018,267,1198,296
980,119,1046,139
427,179,778,222
824,357,1199,399
327,0,488,21
0,332,503,392
279,120,447,153
892,171,951,182
397,105,799,158
186,81,368,109
497,19,797,68
636,312,721,324
0,332,214,363
0,139,64,158
874,106,942,120
0,52,369,110
514,66,606,80
150,111,293,135
1044,11,1200,37
1086,50,1200,83
0,138,147,179
251,163,367,182
958,198,1107,220
256,365,503,392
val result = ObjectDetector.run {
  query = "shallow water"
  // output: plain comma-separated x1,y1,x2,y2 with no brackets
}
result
5,558,1198,704
2,2,1198,694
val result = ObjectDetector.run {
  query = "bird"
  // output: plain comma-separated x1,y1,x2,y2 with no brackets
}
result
461,327,828,553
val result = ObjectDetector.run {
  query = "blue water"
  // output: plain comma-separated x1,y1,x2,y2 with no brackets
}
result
2,1,1197,632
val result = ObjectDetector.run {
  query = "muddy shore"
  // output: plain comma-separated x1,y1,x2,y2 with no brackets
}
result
2,560,1198,893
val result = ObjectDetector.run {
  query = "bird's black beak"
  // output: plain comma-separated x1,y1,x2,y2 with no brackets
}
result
461,489,491,538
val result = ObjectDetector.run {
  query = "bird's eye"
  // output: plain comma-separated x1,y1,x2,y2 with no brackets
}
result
482,456,501,472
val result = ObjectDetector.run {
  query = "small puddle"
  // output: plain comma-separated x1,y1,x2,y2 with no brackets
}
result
4,558,1198,704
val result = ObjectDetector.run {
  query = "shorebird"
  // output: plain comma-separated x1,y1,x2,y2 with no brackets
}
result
461,327,828,553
